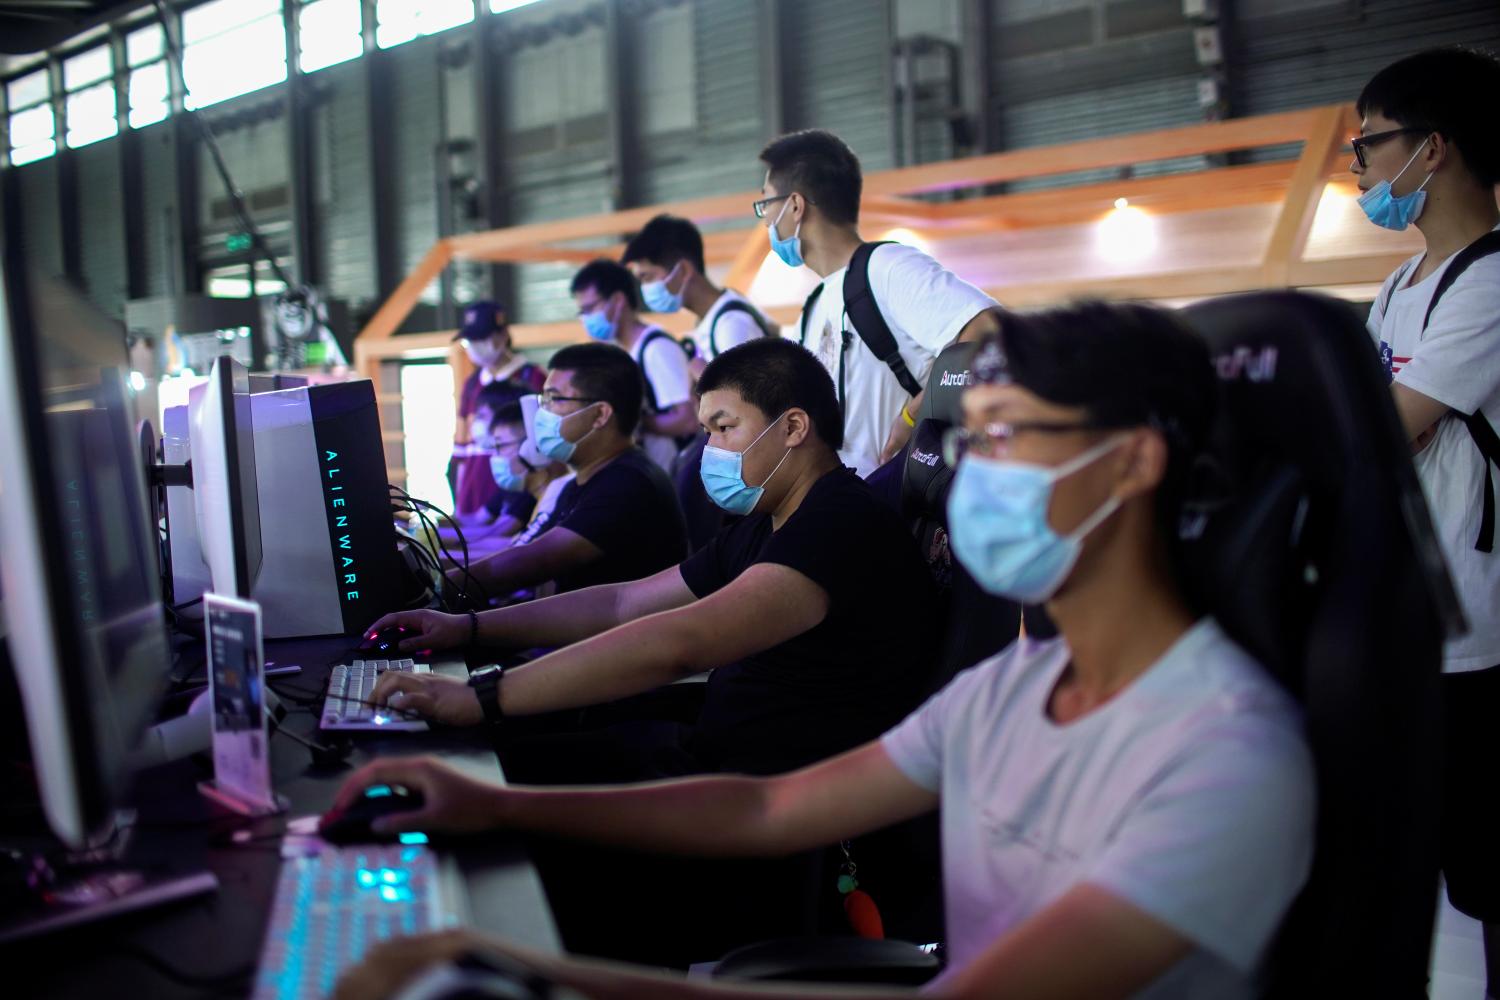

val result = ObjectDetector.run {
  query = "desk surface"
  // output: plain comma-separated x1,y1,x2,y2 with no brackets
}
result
13,634,559,1000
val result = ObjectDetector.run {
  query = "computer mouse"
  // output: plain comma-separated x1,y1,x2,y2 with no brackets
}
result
358,625,410,654
317,783,425,844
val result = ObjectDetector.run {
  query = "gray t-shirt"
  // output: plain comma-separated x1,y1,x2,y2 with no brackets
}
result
882,619,1314,998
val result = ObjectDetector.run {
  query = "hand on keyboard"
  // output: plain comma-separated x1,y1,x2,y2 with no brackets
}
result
361,609,470,654
333,928,553,1000
370,670,485,727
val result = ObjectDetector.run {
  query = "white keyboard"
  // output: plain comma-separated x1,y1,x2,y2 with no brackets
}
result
321,659,431,731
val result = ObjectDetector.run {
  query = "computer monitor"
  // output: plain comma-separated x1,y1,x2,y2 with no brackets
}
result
188,355,264,599
0,242,173,849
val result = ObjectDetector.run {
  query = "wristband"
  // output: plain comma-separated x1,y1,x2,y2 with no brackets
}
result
900,404,916,428
468,665,505,728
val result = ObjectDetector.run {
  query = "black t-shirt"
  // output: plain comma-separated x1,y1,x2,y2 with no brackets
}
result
545,447,688,592
484,488,537,523
679,466,940,775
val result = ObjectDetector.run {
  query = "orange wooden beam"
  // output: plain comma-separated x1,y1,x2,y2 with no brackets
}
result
1262,105,1349,286
358,239,454,341
723,225,771,293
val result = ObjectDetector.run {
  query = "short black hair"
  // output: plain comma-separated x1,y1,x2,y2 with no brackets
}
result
570,258,642,312
548,342,643,437
759,129,862,227
476,379,527,415
1357,47,1500,187
622,215,706,274
697,338,843,451
973,301,1214,566
491,401,524,430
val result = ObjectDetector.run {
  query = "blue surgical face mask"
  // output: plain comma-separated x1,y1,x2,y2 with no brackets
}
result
490,454,528,492
700,412,792,515
641,264,685,314
767,199,804,269
1359,136,1434,232
531,401,598,464
581,301,617,341
947,436,1125,604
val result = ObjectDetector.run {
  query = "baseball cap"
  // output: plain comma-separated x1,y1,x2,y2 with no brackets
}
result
455,300,508,341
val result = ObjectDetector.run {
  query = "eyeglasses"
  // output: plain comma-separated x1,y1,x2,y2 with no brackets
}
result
941,421,1102,466
489,437,525,450
751,194,791,220
1349,127,1429,169
536,391,599,410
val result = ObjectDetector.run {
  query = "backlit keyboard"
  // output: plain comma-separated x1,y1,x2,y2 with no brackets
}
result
321,659,430,731
251,840,465,1000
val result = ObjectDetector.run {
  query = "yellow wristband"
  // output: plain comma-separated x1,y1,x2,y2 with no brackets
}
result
900,404,916,428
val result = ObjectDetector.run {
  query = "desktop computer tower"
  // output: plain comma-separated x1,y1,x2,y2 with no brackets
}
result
165,379,402,639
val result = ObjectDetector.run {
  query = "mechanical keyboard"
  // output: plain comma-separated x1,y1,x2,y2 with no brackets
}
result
321,658,431,731
251,840,466,1000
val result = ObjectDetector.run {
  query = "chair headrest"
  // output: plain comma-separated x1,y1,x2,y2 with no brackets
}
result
1178,291,1465,681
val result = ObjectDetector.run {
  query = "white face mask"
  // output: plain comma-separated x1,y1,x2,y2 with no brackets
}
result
465,338,504,369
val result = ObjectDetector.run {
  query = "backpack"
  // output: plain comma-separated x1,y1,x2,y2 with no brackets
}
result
798,241,925,415
1379,230,1500,553
703,297,776,359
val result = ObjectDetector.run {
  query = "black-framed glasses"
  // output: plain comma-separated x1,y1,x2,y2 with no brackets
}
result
1350,127,1428,169
941,421,1102,466
489,437,525,451
536,391,600,410
752,194,791,220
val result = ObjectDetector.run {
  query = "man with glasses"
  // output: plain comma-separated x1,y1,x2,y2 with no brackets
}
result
330,303,1313,999
1355,48,1500,995
757,129,1001,478
463,343,687,599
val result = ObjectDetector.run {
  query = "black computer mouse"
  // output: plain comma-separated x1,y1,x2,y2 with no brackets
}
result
317,783,425,844
358,625,410,654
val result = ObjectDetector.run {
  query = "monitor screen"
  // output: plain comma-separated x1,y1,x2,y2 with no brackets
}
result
0,243,171,847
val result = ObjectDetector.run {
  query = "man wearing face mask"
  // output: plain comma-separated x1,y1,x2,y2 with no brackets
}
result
570,258,698,473
360,338,938,784
622,214,774,379
759,129,1001,478
460,343,686,599
327,304,1314,999
452,300,545,517
1355,48,1500,994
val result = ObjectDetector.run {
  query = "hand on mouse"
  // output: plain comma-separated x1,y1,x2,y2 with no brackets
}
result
361,609,467,653
370,671,484,727
330,756,506,836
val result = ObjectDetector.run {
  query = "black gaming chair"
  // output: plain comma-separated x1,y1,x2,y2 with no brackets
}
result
715,291,1461,993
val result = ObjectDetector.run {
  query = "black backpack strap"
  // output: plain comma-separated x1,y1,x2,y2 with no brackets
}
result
1378,259,1416,319
843,241,924,398
799,284,824,345
1420,231,1500,333
706,298,770,359
1416,231,1500,552
636,327,679,414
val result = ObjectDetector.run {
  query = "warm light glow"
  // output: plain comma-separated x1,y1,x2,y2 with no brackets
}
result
128,371,148,393
879,228,932,255
1095,203,1157,264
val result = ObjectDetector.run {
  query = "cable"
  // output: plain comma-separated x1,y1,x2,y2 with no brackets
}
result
391,486,492,608
150,0,294,292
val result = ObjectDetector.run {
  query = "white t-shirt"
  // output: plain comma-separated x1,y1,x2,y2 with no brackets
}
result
1367,224,1500,673
798,243,996,477
692,290,767,363
882,619,1314,998
513,473,574,548
627,326,695,472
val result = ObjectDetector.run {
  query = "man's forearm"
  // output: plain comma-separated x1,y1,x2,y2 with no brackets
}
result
498,613,705,715
478,584,626,648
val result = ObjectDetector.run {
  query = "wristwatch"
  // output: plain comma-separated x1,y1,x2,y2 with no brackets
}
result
467,665,505,728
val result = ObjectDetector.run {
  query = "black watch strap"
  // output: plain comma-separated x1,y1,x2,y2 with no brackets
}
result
468,665,505,727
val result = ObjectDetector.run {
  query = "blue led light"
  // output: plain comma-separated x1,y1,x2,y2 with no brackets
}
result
401,847,422,862
364,785,391,798
356,869,377,888
379,869,407,885
397,832,428,845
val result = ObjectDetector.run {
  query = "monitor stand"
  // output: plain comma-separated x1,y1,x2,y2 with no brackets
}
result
0,810,218,945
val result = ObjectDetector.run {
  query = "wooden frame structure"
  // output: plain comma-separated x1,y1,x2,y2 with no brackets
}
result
356,102,1439,485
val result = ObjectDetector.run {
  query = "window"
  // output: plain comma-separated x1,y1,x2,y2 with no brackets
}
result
300,0,363,73
127,22,170,128
7,70,55,165
401,362,458,512
63,47,117,149
181,0,287,110
376,0,474,49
